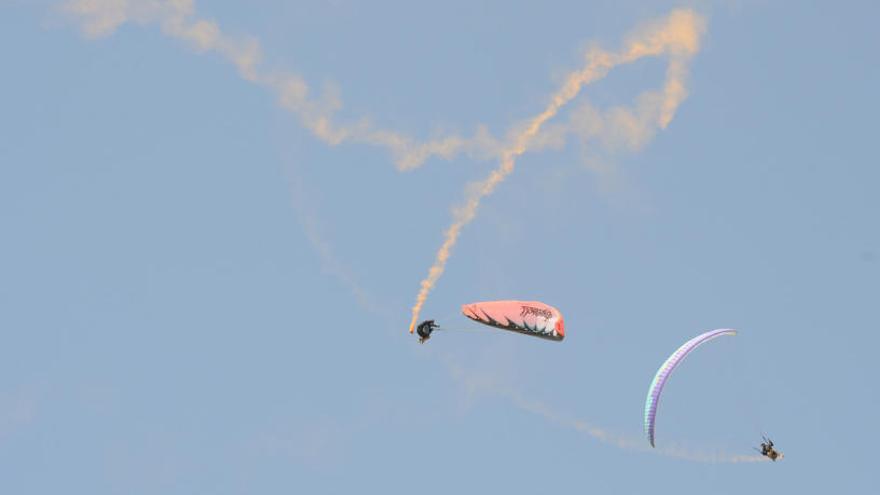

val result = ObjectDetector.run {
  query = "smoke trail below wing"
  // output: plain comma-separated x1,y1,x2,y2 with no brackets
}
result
510,392,765,463
441,352,764,463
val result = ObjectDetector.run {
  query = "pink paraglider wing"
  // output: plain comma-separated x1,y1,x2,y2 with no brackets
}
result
461,300,564,341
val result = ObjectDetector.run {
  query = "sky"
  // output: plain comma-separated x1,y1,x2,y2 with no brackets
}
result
1,1,878,493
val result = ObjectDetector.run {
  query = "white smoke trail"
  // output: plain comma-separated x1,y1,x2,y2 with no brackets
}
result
283,167,386,318
59,0,504,171
509,391,766,463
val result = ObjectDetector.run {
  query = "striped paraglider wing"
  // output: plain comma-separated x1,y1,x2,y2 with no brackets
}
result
644,328,737,447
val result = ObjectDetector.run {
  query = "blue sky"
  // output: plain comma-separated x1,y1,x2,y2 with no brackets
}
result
1,1,878,493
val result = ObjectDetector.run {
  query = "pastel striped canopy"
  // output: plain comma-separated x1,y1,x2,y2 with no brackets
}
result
644,328,737,447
